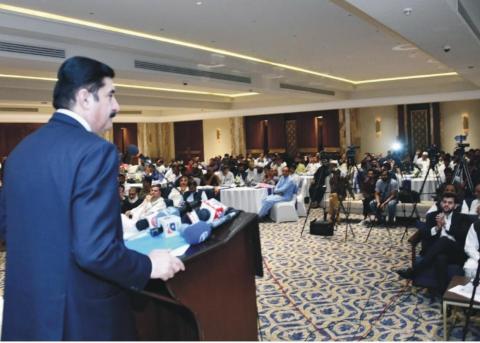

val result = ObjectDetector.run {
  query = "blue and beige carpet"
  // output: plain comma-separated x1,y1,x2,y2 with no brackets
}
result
0,212,479,340
256,209,480,341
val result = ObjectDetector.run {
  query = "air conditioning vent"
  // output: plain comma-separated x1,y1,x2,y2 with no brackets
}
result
280,83,335,96
0,107,39,112
135,60,251,84
0,41,65,59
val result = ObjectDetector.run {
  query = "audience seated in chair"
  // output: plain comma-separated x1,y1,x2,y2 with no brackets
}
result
398,192,474,295
121,186,143,213
122,184,166,238
464,219,480,279
168,175,190,207
258,166,296,219
218,165,235,187
461,183,480,215
369,170,399,225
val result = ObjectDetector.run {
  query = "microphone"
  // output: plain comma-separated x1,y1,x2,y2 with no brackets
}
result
135,218,149,231
181,221,212,245
211,209,240,229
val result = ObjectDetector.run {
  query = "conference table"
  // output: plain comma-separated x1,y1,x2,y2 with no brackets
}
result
220,187,268,213
132,212,262,340
403,175,438,201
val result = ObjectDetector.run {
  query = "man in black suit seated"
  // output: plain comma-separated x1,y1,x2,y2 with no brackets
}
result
396,192,471,294
122,186,143,213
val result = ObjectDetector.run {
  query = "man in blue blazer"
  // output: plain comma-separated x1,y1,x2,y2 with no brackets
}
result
0,56,184,340
258,166,297,218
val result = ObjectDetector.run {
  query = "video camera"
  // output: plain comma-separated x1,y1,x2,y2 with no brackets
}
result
454,135,470,150
346,145,359,166
426,144,440,166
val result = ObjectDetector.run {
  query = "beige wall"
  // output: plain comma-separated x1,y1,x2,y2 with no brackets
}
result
357,105,399,156
137,122,175,162
203,118,233,160
440,100,480,153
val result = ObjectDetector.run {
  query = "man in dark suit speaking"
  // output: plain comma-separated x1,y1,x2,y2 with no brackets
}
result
0,56,184,340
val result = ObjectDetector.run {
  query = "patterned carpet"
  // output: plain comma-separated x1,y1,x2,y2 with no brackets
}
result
0,213,479,340
256,209,480,341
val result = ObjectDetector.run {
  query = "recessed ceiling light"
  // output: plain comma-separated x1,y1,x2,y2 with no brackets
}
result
403,7,412,16
317,116,323,119
196,1,203,5
468,65,475,69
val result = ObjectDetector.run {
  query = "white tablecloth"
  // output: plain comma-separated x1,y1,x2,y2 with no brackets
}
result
403,176,438,201
220,187,268,213
299,175,314,197
298,174,332,197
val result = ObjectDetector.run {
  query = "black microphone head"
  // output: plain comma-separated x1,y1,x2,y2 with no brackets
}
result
135,218,149,231
197,208,211,222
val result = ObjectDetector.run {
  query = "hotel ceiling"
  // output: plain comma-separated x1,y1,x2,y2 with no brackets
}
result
0,0,479,122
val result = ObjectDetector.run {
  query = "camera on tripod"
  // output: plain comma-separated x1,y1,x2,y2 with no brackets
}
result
346,145,359,166
454,135,470,155
426,144,440,166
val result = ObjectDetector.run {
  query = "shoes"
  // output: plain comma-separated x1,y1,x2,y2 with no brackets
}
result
395,268,414,280
258,217,274,223
310,201,318,209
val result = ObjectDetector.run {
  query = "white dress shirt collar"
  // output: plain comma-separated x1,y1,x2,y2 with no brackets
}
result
56,108,92,132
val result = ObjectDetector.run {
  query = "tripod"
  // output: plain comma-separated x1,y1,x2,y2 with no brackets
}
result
333,163,357,242
453,152,474,197
400,161,440,242
300,165,330,236
300,185,328,237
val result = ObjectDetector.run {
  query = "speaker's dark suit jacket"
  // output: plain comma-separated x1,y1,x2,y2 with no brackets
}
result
1,113,151,340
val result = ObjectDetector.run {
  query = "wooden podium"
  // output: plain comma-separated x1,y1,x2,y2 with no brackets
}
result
132,212,263,340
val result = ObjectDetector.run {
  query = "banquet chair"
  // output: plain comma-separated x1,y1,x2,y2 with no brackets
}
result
295,178,307,217
269,184,300,223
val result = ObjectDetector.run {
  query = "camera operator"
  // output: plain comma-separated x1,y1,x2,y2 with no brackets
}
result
369,170,399,225
360,169,377,225
308,156,330,208
328,163,348,224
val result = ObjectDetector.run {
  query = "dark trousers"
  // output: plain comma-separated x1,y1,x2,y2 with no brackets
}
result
413,236,464,294
309,184,326,203
362,195,374,218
